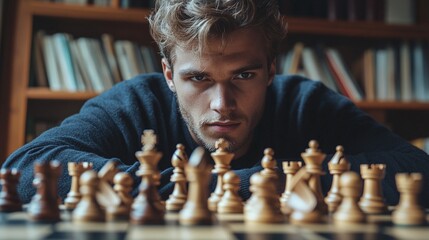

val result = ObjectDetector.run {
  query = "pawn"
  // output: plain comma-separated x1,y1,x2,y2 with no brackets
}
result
244,172,284,223
28,161,61,222
392,173,426,226
130,174,165,225
217,171,243,214
166,144,188,212
333,171,366,224
73,170,105,222
106,172,134,221
260,148,278,180
0,168,22,212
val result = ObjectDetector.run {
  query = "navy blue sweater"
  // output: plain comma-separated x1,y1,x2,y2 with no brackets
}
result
4,73,429,206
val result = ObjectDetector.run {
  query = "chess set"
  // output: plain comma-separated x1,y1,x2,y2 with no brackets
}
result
0,130,428,240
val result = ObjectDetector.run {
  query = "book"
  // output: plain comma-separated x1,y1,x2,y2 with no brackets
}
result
347,0,365,21
412,41,427,101
32,31,49,88
288,42,304,75
89,38,114,90
385,45,396,100
51,33,79,91
42,35,64,91
76,38,105,92
385,0,415,25
400,42,413,101
362,49,376,100
101,34,122,84
302,47,337,91
68,39,94,91
114,40,134,80
375,48,388,100
365,0,385,22
325,48,363,101
140,46,158,73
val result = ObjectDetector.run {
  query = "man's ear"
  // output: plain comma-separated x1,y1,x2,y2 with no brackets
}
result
162,58,175,92
267,58,276,86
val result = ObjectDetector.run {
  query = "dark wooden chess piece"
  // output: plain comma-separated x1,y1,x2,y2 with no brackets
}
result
0,168,22,212
28,161,61,222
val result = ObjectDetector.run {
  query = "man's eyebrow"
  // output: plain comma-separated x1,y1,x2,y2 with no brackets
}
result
177,63,264,77
177,69,209,77
231,63,264,74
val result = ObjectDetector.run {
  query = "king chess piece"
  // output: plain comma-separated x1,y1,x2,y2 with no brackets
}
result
131,130,165,224
208,138,234,212
290,140,326,224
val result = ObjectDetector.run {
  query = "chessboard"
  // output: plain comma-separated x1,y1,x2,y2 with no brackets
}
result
0,209,428,240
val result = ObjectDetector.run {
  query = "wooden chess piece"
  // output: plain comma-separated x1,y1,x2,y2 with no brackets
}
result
244,172,284,223
0,168,22,212
208,138,234,212
131,130,165,224
301,140,328,214
217,171,243,214
106,172,134,221
130,174,164,224
392,173,426,226
325,146,350,213
28,161,61,222
64,162,92,210
96,161,121,209
280,161,302,215
260,148,279,180
289,168,323,224
134,130,164,212
73,170,105,222
179,147,214,225
166,144,188,212
359,164,388,214
333,171,366,224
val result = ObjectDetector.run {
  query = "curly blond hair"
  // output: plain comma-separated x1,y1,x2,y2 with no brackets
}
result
148,0,287,66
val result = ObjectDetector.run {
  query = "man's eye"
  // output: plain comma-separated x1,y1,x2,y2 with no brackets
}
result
189,75,207,82
235,72,254,79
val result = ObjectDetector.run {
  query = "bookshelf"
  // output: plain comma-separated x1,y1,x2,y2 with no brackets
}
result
1,0,429,162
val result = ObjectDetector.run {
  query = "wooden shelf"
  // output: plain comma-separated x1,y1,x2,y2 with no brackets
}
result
28,1,151,23
355,101,429,110
25,88,429,112
286,17,429,40
27,88,98,101
27,2,429,39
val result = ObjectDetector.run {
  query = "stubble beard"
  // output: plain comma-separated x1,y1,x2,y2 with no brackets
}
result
175,95,242,153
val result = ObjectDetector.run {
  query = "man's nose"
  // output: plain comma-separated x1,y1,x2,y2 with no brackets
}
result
210,83,237,115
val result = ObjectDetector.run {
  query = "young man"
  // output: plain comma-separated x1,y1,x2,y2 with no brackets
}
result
3,0,429,206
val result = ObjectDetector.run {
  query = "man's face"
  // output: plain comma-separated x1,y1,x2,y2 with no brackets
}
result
162,27,275,157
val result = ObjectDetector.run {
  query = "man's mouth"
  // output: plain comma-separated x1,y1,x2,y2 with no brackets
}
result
206,121,241,133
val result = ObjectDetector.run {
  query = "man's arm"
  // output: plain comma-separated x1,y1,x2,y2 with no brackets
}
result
2,75,175,203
